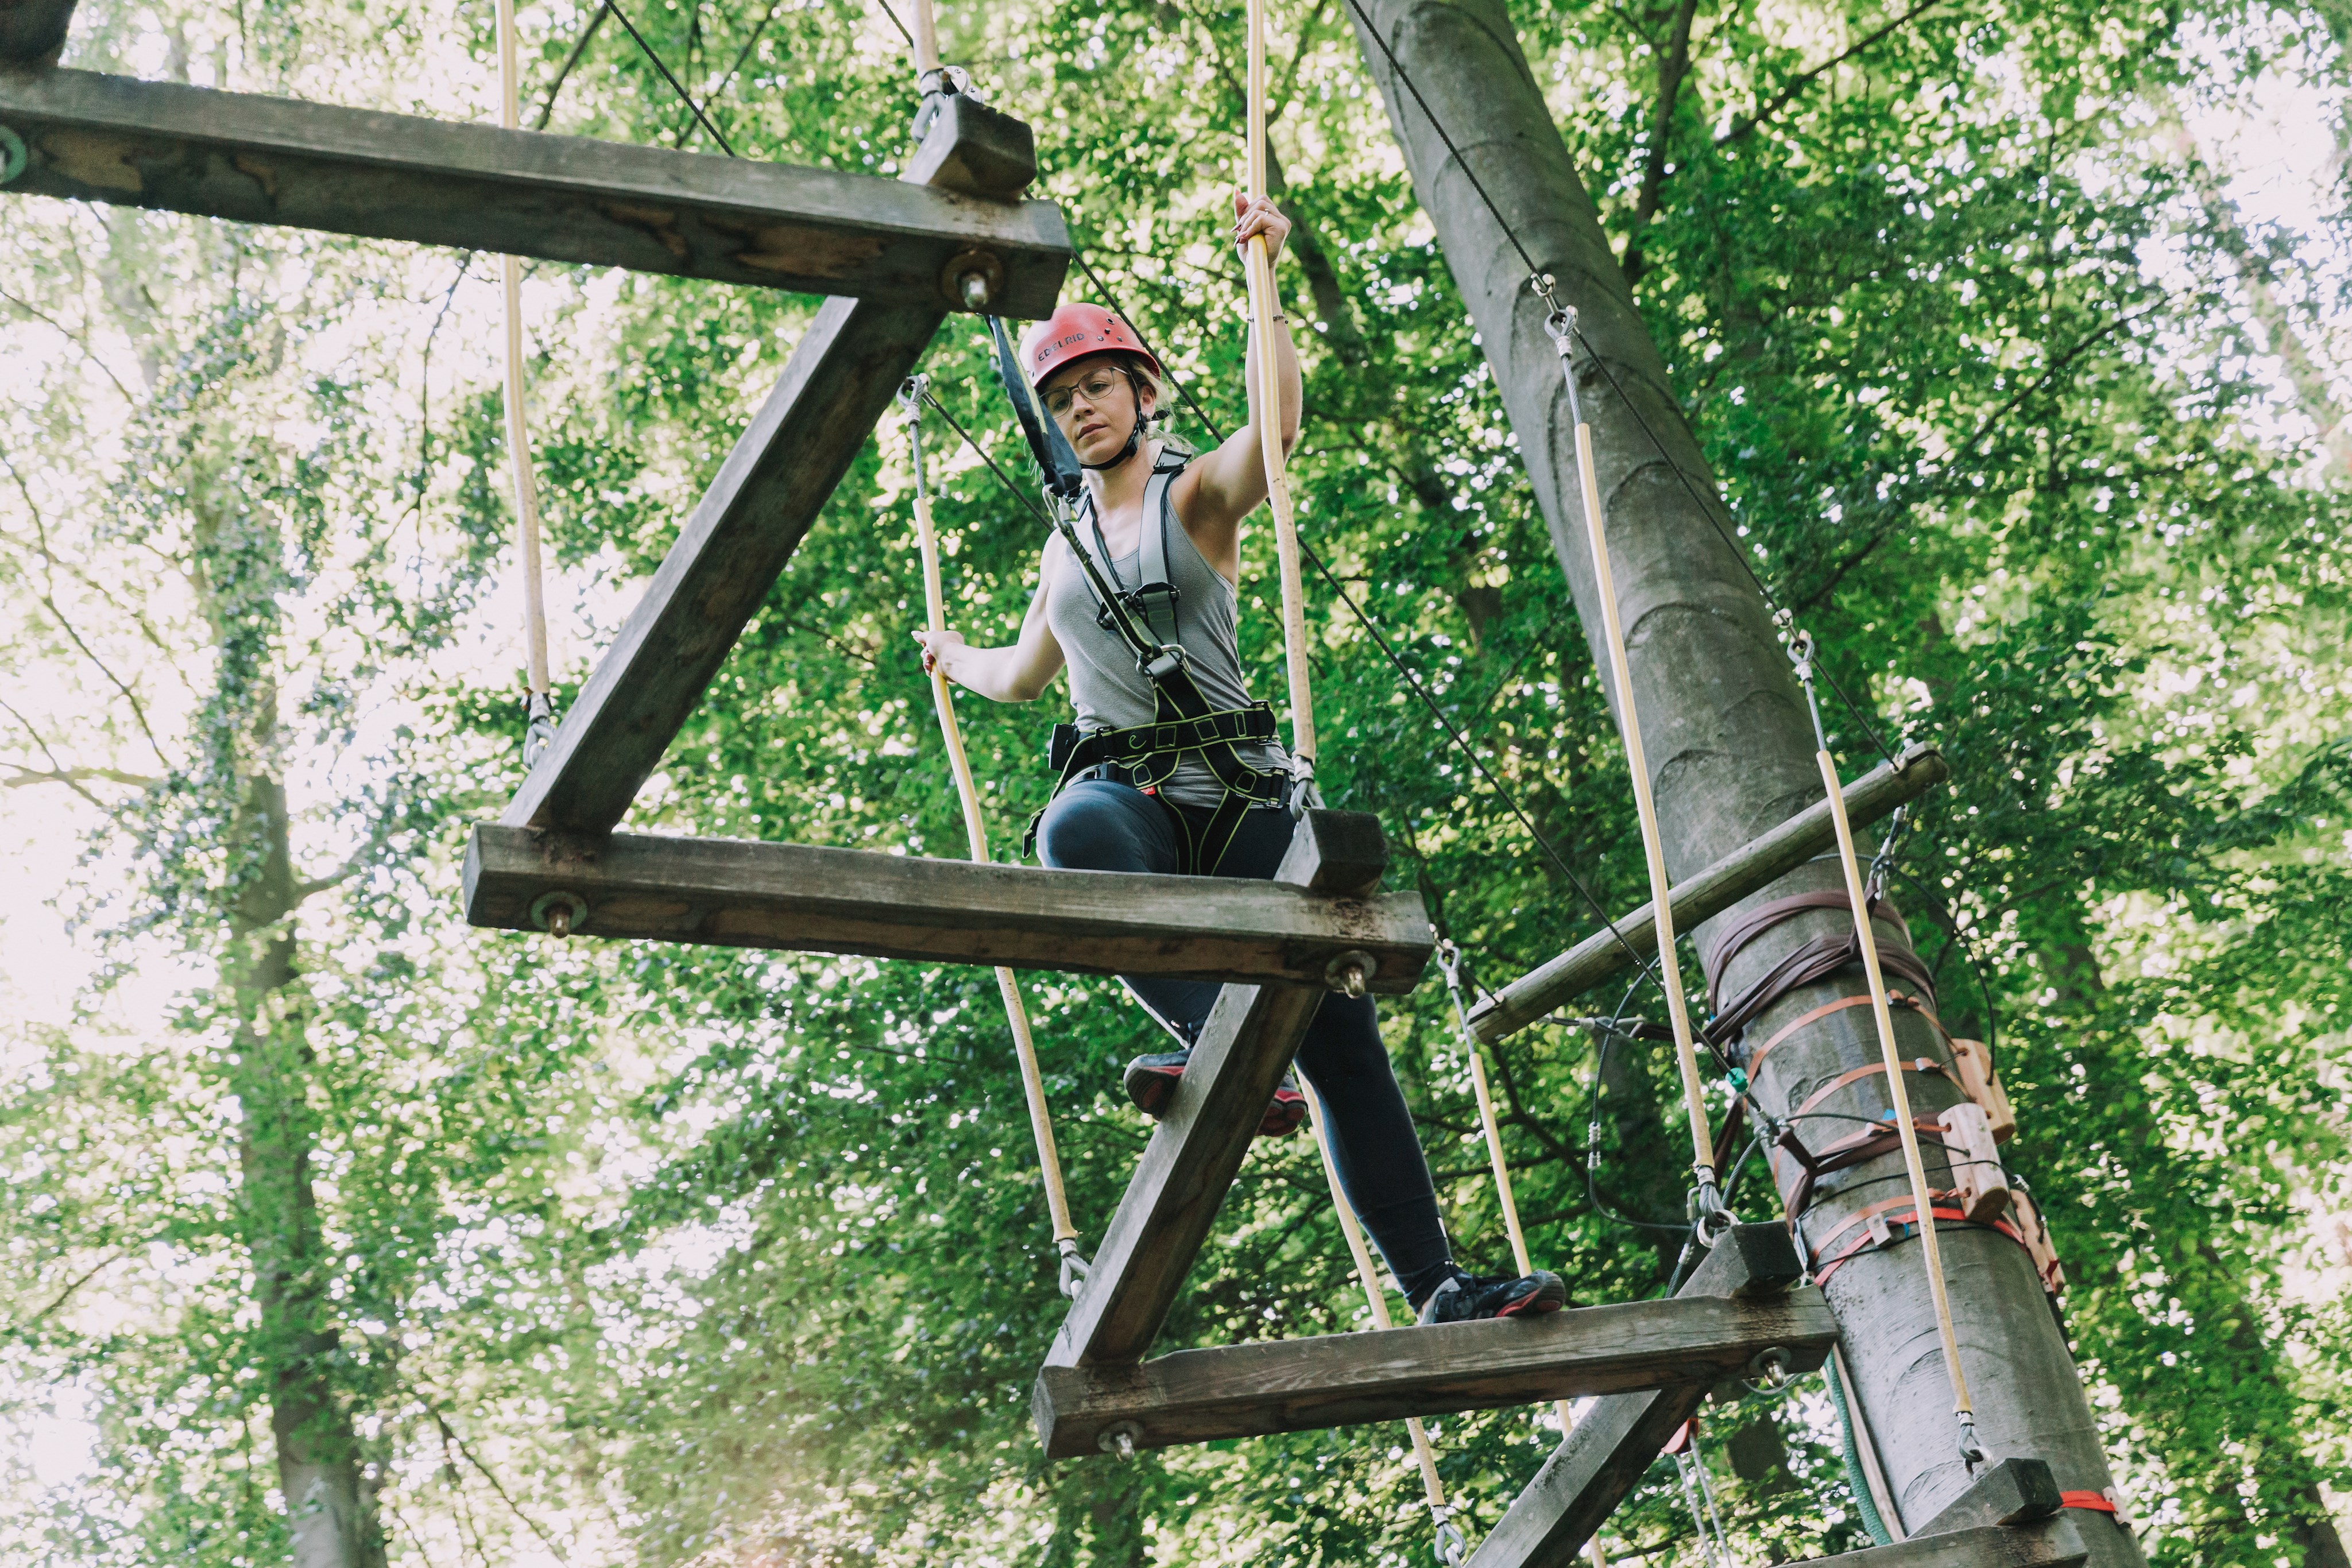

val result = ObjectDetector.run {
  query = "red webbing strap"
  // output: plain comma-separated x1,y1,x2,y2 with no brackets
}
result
1746,989,1931,1081
1809,1198,2026,1288
2061,1491,2119,1515
1769,1116,1949,1219
1703,891,1913,993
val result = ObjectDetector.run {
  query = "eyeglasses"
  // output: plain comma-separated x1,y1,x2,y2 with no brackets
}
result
1041,368,1128,418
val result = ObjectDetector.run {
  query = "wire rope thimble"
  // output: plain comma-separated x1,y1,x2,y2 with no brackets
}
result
1690,1178,1738,1247
896,373,926,421
0,124,28,187
1538,293,1576,359
1096,1420,1142,1461
1056,1237,1091,1300
1430,1504,1469,1568
522,689,559,771
1957,1413,1988,1470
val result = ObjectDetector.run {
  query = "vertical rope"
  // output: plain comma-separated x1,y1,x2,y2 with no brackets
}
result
1243,0,1317,771
905,0,940,79
1792,634,1983,1466
900,381,1089,1296
1300,1079,1467,1567
1546,311,1722,1224
494,0,555,762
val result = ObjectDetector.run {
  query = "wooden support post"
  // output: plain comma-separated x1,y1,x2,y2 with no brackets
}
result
1465,1225,1807,1568
0,69,1067,309
1031,1288,1835,1459
1045,816,1386,1372
1794,1517,2091,1568
463,813,1433,991
1466,745,1947,1044
496,96,1043,837
0,0,77,63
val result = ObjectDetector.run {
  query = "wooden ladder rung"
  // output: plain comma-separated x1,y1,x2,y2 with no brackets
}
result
462,813,1431,992
0,69,1067,312
1031,1289,1836,1459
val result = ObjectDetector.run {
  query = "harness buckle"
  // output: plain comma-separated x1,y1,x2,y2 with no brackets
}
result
1143,646,1186,681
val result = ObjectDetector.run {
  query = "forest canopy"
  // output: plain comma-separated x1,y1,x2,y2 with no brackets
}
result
1,0,2348,1562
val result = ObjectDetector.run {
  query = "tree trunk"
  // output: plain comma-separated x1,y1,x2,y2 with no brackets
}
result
1340,2,2145,1557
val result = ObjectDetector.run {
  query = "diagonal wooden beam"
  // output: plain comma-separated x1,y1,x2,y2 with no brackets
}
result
1466,745,1947,1044
493,96,1039,837
461,814,1434,992
1465,1225,1809,1568
1031,1288,1836,1458
1795,1517,2090,1568
1046,816,1388,1369
0,69,1067,311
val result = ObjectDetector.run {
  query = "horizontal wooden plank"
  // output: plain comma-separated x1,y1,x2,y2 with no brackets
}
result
1465,1225,1815,1568
1032,1288,1837,1458
0,0,77,62
462,819,1435,992
1468,745,1948,1044
1800,1517,2090,1568
0,68,1067,312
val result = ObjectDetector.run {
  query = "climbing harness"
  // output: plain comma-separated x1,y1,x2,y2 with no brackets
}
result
1242,0,1319,783
1547,304,1730,1240
1438,940,1578,1435
493,0,558,768
1299,1078,1467,1568
1789,630,1983,1469
899,376,1092,1297
974,317,1298,876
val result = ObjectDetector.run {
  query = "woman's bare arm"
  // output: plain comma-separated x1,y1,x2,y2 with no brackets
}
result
913,543,1066,702
1181,194,1303,578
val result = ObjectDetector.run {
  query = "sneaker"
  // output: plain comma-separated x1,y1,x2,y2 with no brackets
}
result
1121,1048,1307,1139
1416,1268,1569,1325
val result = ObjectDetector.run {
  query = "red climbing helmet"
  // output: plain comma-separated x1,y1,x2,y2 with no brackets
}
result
1022,303,1162,390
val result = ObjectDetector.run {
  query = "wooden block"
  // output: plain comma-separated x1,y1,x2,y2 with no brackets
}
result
1047,980,1325,1368
1032,1290,1838,1458
0,0,77,63
1467,745,1947,1044
0,68,1068,310
462,825,1434,992
1790,1516,2089,1568
1465,1224,1809,1568
1274,810,1390,899
1912,1458,2064,1535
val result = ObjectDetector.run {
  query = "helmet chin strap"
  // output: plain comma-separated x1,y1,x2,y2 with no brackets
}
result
1077,367,1152,473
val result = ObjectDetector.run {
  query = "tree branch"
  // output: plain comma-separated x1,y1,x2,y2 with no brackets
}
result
1620,0,1703,288
1716,0,1949,146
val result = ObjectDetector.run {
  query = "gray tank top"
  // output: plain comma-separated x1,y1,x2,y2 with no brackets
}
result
1044,458,1291,808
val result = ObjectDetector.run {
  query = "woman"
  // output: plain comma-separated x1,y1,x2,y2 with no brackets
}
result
914,193,1564,1325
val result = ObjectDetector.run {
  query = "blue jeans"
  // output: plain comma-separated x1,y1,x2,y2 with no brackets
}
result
1037,779,1456,1304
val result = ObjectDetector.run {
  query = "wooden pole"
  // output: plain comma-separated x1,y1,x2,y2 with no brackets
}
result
1243,0,1316,768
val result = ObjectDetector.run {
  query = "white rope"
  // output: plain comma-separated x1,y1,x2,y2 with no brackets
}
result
1243,0,1317,779
1543,306,1724,1232
1300,1079,1466,1567
899,380,1089,1297
1790,632,1983,1465
494,0,555,765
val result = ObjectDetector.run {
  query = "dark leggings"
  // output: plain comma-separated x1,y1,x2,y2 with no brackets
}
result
1037,779,1456,1304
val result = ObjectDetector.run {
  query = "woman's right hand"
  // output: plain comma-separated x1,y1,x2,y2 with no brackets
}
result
912,626,966,677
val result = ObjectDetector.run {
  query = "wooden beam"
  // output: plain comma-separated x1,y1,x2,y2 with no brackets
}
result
0,0,77,63
0,69,1067,311
493,99,1043,837
1794,1517,2090,1568
1467,745,1948,1044
1031,1288,1836,1458
1041,817,1388,1369
463,814,1434,992
1465,1225,1808,1568
1913,1459,2065,1536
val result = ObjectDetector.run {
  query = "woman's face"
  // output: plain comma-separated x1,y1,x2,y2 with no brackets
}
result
1040,356,1153,467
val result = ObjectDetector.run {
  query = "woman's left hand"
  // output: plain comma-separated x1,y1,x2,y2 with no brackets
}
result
1231,191,1291,263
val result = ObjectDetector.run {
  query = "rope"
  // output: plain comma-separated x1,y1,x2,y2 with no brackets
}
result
1548,308,1725,1233
1791,632,1982,1468
1823,1348,1896,1544
899,378,1091,1298
1437,940,1576,1434
1243,0,1318,775
494,0,558,766
1299,1078,1467,1568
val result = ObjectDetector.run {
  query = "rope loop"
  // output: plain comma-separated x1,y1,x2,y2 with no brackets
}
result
0,125,27,187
